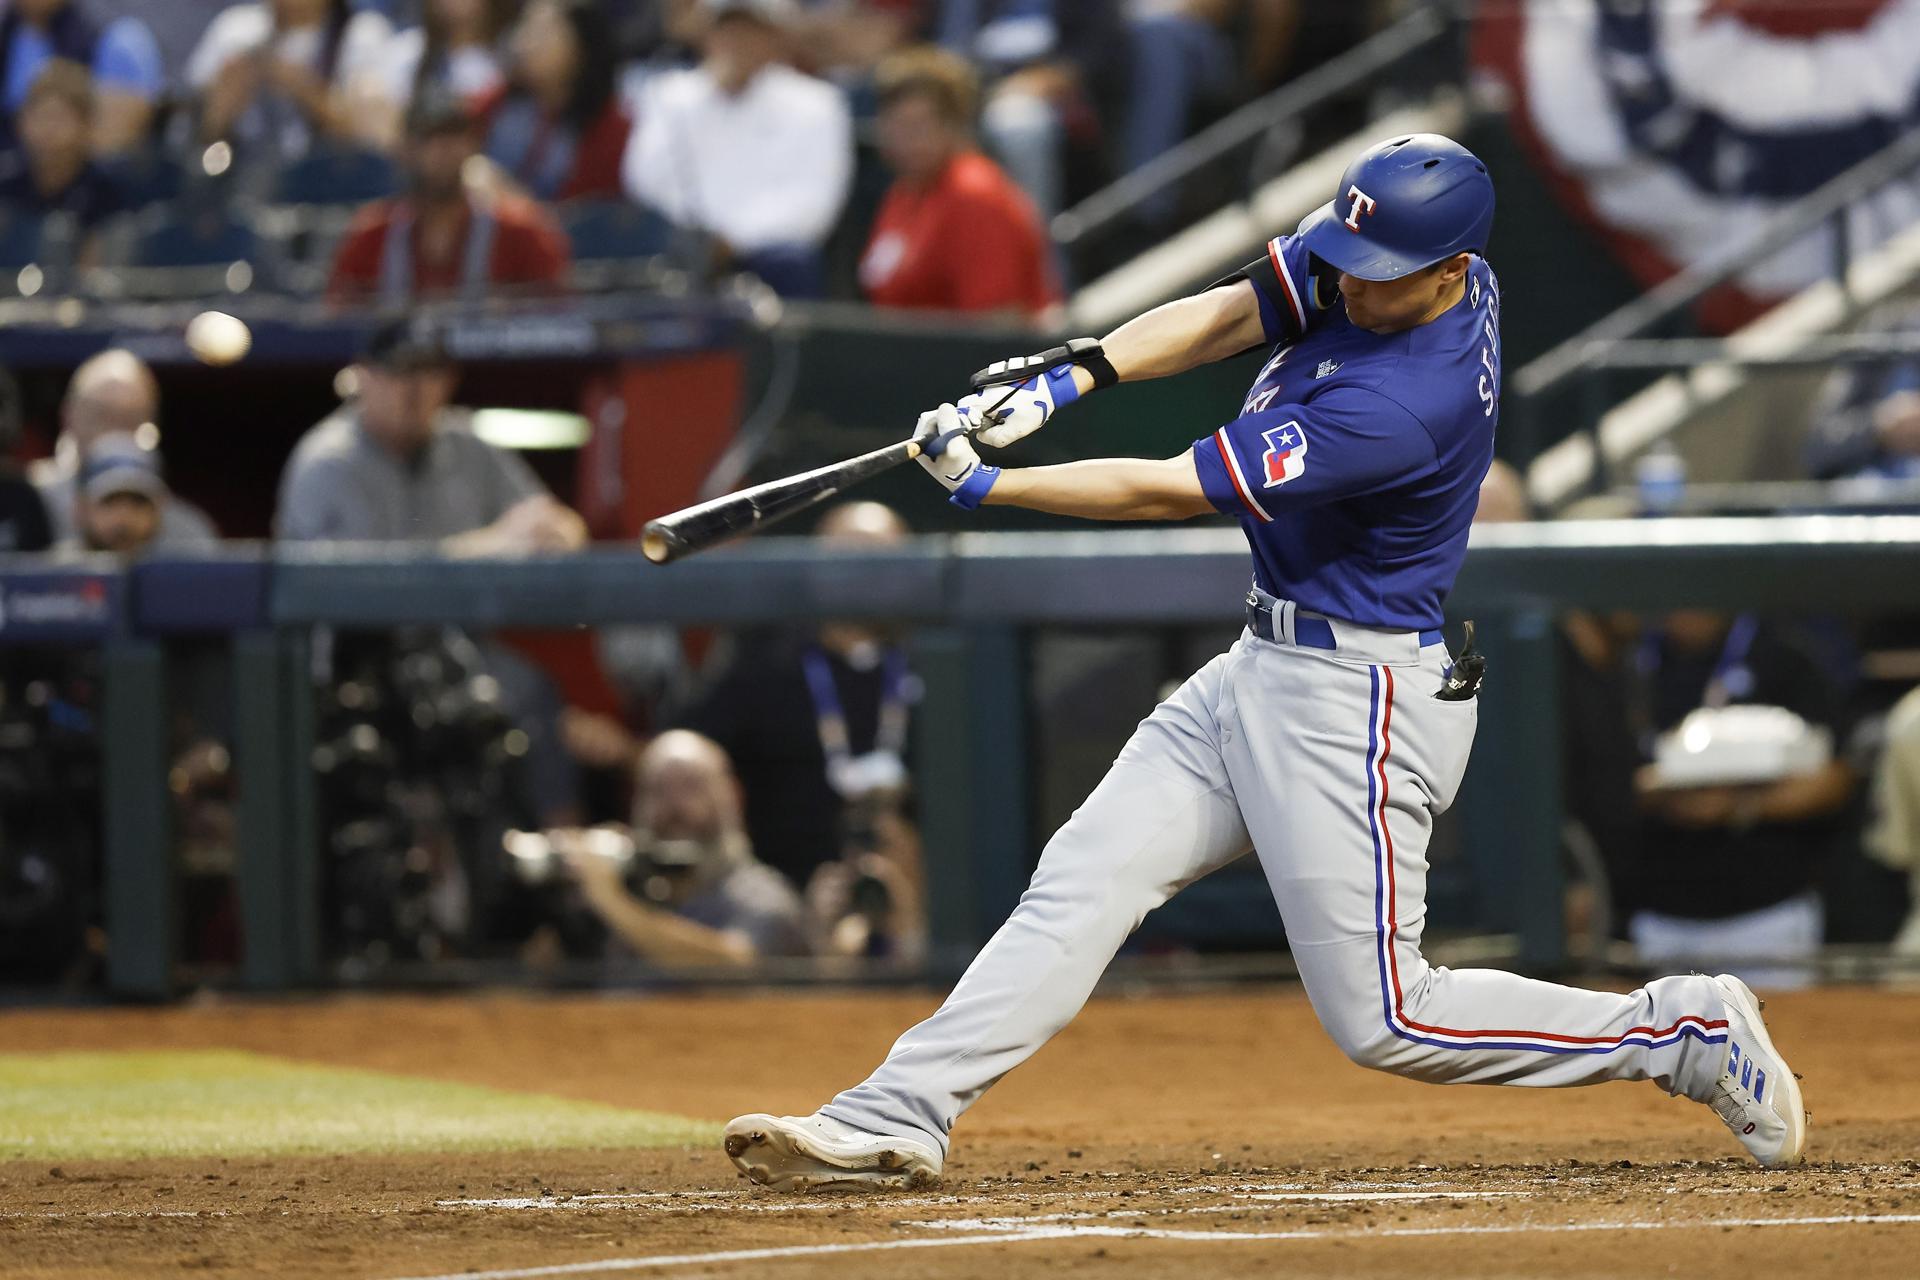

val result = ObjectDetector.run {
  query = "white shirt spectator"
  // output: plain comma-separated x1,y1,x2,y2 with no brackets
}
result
621,62,851,254
186,4,391,92
376,27,504,108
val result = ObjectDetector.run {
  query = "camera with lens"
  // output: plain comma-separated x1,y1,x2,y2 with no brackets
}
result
313,630,531,971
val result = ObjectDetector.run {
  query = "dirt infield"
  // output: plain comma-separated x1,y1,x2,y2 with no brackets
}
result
3,985,1918,1279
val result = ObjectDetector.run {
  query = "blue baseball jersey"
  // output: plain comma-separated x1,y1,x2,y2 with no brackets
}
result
1190,234,1500,631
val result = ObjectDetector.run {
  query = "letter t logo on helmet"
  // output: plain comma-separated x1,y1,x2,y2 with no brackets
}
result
1298,134,1495,281
1343,185,1378,231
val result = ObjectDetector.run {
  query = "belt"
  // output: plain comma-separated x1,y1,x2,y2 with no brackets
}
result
1244,588,1443,652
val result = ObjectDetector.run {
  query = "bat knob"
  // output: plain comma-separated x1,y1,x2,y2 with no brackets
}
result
640,525,677,564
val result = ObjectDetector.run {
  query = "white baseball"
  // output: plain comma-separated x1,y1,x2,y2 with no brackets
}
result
186,310,252,366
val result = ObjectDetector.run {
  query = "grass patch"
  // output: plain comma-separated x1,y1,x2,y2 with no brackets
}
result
0,1050,715,1160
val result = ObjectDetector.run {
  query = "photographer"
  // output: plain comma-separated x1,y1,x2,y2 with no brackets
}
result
558,730,807,970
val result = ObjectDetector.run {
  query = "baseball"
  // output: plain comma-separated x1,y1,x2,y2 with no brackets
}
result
185,310,251,366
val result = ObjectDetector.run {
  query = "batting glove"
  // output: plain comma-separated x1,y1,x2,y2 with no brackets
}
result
958,361,1081,450
912,403,1000,509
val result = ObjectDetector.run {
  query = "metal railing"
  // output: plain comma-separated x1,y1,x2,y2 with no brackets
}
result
1509,126,1920,483
1051,2,1460,266
51,517,1920,994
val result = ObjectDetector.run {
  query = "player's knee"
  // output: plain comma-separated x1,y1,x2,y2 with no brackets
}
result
1328,1020,1405,1074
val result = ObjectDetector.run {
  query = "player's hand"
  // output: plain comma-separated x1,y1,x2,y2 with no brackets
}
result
959,359,1082,450
911,404,1000,508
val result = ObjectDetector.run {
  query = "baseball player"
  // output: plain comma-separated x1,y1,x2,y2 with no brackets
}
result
724,134,1807,1189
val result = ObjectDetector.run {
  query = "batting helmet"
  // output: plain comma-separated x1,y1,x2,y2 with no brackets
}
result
1296,134,1494,281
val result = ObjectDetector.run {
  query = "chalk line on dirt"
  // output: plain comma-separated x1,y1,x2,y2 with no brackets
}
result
382,1212,1920,1280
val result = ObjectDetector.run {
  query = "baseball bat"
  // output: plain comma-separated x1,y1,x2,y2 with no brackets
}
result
640,438,925,564
641,385,1021,565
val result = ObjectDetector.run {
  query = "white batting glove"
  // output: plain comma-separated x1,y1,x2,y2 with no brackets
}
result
958,360,1082,450
912,404,1000,509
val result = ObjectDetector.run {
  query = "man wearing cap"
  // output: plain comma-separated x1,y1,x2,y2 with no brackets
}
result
276,317,585,552
329,87,570,304
62,431,166,557
277,317,589,827
620,0,851,298
32,349,219,549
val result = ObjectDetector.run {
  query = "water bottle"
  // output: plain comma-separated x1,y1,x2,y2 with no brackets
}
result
1635,440,1687,515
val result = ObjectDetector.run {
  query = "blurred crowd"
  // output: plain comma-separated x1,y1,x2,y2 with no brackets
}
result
0,0,1363,313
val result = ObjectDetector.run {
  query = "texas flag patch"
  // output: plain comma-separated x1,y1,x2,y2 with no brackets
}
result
1260,420,1308,487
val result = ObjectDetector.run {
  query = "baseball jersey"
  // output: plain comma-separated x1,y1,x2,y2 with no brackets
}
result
1190,234,1500,631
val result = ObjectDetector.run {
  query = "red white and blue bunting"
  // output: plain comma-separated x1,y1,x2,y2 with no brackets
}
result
1473,0,1920,331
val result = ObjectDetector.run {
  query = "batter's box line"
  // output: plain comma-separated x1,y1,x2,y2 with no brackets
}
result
905,1190,1531,1230
430,1179,1482,1214
379,1213,1920,1280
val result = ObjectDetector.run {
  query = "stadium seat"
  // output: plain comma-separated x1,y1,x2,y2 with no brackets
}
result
561,200,671,262
0,206,47,269
561,200,674,293
129,203,258,268
91,201,277,300
270,146,399,208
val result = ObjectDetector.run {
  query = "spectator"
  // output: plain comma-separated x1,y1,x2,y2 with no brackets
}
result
61,430,165,556
1803,298,1920,483
0,60,129,257
0,0,161,156
379,0,513,111
940,0,1125,223
277,317,587,825
1623,611,1856,988
1867,685,1920,956
31,348,219,548
328,86,569,304
1122,0,1234,219
858,45,1057,319
679,501,918,888
93,0,227,97
478,0,630,202
621,0,852,298
276,316,585,551
562,730,810,968
187,0,396,161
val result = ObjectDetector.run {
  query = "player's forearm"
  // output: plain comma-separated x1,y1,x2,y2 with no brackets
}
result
1091,283,1266,387
983,456,1216,521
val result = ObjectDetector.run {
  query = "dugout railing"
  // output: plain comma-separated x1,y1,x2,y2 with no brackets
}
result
63,516,1920,996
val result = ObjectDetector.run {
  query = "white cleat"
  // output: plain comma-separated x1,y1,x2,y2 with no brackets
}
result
1705,974,1808,1168
723,1113,942,1191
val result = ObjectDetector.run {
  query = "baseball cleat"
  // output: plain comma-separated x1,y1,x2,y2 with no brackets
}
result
722,1112,941,1191
1705,974,1807,1168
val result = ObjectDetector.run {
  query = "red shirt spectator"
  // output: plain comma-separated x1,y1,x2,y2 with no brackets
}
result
328,84,569,302
858,45,1057,318
860,149,1056,316
329,190,569,300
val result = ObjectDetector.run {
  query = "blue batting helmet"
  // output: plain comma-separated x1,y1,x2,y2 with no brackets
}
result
1296,134,1494,281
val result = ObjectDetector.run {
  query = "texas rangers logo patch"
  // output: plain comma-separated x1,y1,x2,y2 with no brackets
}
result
1260,420,1308,487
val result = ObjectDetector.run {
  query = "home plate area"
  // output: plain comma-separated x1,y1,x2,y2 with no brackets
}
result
403,1162,1920,1280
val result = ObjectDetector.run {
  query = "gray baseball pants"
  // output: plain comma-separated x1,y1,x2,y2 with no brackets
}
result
824,619,1732,1154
